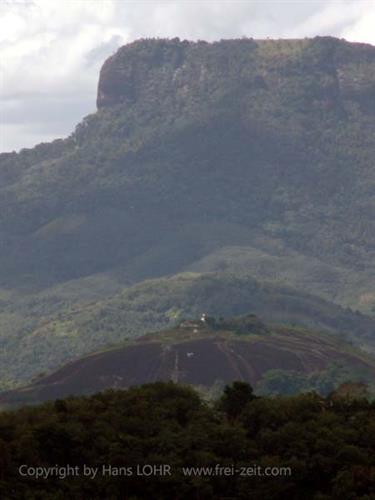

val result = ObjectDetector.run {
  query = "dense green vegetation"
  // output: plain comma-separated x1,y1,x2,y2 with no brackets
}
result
256,363,375,397
1,36,375,389
0,382,375,499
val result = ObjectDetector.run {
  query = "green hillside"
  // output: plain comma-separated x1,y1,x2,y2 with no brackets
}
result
1,36,375,388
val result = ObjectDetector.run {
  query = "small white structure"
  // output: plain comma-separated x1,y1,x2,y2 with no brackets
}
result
187,352,194,358
180,320,200,329
200,313,207,323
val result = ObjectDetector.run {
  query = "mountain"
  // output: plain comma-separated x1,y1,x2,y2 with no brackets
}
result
1,271,375,391
2,314,375,407
1,36,375,388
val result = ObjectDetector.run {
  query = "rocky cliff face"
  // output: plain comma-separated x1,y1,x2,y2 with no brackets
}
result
96,37,375,114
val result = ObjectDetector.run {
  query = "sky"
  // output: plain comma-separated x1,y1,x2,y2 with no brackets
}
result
1,0,375,153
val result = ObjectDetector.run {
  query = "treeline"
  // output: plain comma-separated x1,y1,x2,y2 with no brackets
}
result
0,382,374,498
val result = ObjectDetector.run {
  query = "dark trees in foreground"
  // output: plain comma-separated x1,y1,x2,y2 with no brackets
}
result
0,382,374,499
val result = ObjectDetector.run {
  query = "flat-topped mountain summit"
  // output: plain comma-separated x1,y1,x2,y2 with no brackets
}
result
97,37,375,112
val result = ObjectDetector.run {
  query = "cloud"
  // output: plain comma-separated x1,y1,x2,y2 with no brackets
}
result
1,0,374,152
341,3,375,45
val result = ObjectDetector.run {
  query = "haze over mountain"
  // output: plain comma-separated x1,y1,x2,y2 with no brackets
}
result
0,36,375,389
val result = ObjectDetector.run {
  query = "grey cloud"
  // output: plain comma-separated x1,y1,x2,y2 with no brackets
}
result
1,94,95,151
85,35,124,68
